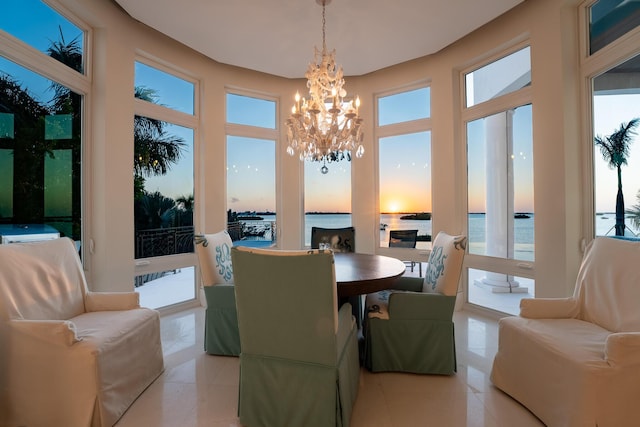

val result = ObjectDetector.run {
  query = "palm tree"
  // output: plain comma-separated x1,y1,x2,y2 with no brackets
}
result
594,118,639,236
133,87,186,193
627,190,640,233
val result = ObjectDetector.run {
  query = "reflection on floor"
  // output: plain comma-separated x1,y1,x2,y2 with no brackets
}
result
114,307,544,427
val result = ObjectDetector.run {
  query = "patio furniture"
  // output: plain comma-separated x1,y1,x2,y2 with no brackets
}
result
0,237,164,427
364,232,466,374
194,230,240,356
389,229,422,276
311,226,355,253
231,246,360,427
490,236,640,427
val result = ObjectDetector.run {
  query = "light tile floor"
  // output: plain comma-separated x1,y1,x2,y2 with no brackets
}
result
115,307,545,427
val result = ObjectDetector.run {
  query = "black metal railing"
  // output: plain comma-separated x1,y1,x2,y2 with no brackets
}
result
135,225,194,259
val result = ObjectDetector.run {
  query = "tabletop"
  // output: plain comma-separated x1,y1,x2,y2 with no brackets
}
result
334,252,406,297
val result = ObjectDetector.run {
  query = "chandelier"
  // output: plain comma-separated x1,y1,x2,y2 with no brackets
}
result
285,0,364,174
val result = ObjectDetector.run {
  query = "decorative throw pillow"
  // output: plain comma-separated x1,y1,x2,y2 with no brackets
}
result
365,289,395,320
195,230,234,286
422,232,467,296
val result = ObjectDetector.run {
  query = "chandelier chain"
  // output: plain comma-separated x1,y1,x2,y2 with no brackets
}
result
285,0,365,174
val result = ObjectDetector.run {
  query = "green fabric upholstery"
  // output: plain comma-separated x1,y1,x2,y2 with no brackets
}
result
195,231,240,356
202,284,240,356
231,246,360,427
364,232,466,375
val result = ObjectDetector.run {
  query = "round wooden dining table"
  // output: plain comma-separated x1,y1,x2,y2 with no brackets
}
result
334,252,406,297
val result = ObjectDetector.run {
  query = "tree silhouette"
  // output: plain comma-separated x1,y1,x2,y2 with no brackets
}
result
595,118,639,236
627,190,640,233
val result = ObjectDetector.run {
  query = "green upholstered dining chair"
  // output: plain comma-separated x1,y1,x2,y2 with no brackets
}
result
194,230,240,356
364,231,467,374
230,246,360,427
311,226,355,253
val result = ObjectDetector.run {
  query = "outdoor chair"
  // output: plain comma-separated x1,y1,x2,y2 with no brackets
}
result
491,237,640,427
194,230,240,356
311,226,355,253
389,229,422,276
364,231,466,374
231,246,360,427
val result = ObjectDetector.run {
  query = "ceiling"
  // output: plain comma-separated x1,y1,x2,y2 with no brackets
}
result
114,0,525,79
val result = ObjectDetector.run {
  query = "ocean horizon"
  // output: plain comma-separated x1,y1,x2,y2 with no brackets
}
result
236,212,639,257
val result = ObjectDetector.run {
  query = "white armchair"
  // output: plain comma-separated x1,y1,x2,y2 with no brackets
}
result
490,237,640,427
0,237,164,427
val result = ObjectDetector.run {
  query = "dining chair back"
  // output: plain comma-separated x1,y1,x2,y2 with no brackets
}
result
311,226,355,253
231,246,360,427
389,229,422,276
194,230,240,356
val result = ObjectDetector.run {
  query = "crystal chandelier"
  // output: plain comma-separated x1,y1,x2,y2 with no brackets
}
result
285,0,364,174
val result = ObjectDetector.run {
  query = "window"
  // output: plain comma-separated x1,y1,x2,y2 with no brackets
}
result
592,54,640,238
466,105,534,262
0,4,85,246
135,62,194,114
1,0,85,74
589,0,640,55
465,46,530,108
225,93,277,247
463,46,534,315
304,160,352,247
133,60,197,309
377,86,432,250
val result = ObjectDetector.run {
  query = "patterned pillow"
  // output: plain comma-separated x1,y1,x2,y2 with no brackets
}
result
195,230,234,286
365,290,392,319
422,232,467,296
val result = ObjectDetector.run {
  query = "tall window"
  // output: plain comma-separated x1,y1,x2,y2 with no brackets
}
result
304,158,352,247
463,46,534,315
133,61,195,259
377,86,431,250
133,60,197,309
591,60,640,239
586,0,640,239
0,1,85,246
226,93,277,247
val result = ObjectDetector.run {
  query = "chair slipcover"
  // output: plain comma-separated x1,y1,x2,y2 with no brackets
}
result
364,232,467,374
0,237,164,427
231,246,360,427
194,230,240,356
491,237,640,427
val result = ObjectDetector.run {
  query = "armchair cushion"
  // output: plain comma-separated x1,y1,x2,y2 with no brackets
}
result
422,232,466,295
519,297,579,319
84,290,140,312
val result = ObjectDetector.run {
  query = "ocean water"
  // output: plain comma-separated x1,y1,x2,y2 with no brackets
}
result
241,213,639,254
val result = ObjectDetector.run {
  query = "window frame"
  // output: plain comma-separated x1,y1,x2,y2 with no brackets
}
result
579,0,640,243
133,54,200,285
375,81,433,258
459,41,535,310
224,88,279,245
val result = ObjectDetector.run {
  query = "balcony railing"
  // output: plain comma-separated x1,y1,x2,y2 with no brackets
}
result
135,226,195,259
